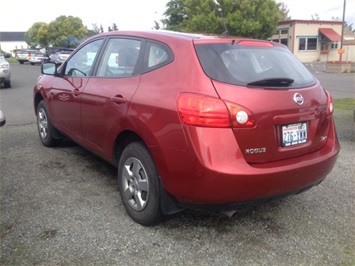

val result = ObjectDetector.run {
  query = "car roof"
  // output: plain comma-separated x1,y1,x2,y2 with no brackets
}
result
85,30,281,48
96,30,215,40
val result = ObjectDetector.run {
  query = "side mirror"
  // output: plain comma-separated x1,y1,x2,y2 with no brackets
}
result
0,110,6,127
41,62,57,75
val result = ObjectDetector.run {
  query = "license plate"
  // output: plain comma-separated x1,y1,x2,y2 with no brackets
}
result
282,122,307,147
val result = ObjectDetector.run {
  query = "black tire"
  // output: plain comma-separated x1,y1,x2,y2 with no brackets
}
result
30,63,35,65
3,81,11,88
118,142,163,226
36,101,62,147
19,61,24,64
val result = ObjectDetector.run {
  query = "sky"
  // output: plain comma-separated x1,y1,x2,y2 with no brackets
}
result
0,0,354,32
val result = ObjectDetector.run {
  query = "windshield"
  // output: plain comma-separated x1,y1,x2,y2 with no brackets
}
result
194,43,316,88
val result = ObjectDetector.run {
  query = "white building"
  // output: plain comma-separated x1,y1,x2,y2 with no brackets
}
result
270,20,355,63
0,32,29,55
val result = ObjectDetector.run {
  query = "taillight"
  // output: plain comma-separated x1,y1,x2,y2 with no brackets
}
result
325,90,334,116
177,93,255,128
224,101,255,128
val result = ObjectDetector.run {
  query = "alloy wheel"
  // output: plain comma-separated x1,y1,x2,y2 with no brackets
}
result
38,108,48,140
121,157,149,211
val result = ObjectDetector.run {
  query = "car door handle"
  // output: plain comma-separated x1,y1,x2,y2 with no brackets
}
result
72,89,81,96
111,95,128,105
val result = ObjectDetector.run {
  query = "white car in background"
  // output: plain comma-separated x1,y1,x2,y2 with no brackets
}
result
0,109,5,126
16,49,38,64
29,53,50,65
49,49,74,64
0,56,11,88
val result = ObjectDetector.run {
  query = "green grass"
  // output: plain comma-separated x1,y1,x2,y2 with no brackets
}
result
7,57,17,63
334,98,355,111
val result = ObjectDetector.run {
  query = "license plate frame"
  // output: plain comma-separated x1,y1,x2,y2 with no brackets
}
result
281,122,308,147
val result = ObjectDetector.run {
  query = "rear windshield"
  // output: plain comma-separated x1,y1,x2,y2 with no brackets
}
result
194,43,316,88
19,50,36,54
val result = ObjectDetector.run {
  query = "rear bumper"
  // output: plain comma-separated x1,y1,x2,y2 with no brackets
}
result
178,177,325,212
156,119,339,205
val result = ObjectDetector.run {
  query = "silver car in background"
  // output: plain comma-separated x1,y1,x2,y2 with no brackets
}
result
0,109,5,126
0,56,11,88
16,49,38,64
49,49,74,64
29,53,50,65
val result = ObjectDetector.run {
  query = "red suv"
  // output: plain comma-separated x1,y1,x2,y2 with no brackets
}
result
33,31,339,225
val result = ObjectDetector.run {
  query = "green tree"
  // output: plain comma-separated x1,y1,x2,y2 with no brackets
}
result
278,2,291,21
152,20,161,30
184,0,222,34
88,23,101,37
112,23,119,31
162,0,186,31
162,0,281,39
47,16,88,47
345,22,354,33
311,13,320,20
25,22,50,48
332,17,355,33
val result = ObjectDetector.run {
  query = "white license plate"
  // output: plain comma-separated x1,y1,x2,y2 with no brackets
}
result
282,122,307,147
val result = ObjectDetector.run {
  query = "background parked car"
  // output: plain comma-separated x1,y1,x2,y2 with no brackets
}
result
0,53,12,58
0,55,11,88
49,49,74,64
29,53,50,65
16,49,38,64
0,109,5,126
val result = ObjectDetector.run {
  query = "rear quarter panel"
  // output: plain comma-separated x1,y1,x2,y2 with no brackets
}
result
126,37,220,186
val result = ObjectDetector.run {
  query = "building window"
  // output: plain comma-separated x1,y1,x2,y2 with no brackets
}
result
280,38,288,46
275,29,289,35
331,42,338,50
299,38,306,50
280,29,289,35
299,37,318,51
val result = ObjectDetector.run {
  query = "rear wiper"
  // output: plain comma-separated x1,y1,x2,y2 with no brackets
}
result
247,78,294,87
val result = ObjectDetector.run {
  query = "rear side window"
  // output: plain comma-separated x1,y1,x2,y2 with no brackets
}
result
194,43,316,88
143,41,173,72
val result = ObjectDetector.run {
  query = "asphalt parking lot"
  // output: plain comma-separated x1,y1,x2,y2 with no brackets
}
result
0,63,354,265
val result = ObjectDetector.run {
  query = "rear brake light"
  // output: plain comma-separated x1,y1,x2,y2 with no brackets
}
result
325,90,334,116
238,40,273,47
177,93,255,128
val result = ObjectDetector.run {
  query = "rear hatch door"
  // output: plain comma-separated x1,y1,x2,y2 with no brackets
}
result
194,39,332,163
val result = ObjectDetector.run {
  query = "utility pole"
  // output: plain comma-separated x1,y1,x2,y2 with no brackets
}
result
339,0,346,62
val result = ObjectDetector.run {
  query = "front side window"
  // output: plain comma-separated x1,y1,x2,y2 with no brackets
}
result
96,38,141,77
65,39,103,77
